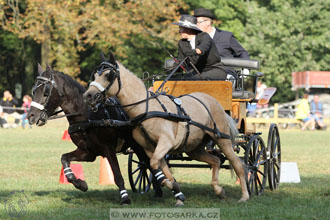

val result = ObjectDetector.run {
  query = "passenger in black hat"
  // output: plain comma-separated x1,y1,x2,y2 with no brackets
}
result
172,14,227,80
194,8,250,77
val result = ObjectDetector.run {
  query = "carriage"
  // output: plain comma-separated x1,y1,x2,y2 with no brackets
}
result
29,52,281,205
126,58,281,196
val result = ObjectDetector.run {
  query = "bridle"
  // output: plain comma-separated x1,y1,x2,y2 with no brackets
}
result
89,61,121,102
31,73,62,122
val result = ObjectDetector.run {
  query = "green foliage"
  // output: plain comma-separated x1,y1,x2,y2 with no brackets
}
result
244,0,330,103
0,29,40,99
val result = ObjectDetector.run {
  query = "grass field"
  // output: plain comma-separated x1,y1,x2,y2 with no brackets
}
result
0,119,329,220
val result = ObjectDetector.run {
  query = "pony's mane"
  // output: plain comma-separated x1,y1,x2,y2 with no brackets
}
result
117,62,146,89
54,70,86,94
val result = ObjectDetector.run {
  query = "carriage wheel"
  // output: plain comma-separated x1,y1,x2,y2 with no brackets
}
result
128,152,153,194
244,134,268,196
267,124,281,190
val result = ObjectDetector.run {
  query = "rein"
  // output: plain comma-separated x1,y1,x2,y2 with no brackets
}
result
48,111,87,120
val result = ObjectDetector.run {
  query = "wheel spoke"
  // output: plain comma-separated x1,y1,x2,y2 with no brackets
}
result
131,159,141,164
274,152,281,158
134,172,142,186
257,169,266,177
257,159,267,166
138,172,143,192
273,138,279,152
254,174,259,194
274,173,279,182
256,173,263,189
274,162,280,170
132,166,141,175
250,173,254,193
254,148,263,165
142,170,146,192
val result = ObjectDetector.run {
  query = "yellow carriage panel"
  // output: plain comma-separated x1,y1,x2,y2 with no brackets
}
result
153,81,232,111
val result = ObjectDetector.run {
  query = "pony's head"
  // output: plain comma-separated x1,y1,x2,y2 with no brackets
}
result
83,51,120,109
27,64,62,126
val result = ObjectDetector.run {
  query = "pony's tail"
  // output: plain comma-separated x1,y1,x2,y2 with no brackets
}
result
225,114,239,146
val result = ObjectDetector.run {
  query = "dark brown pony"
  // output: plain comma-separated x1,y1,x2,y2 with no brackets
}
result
27,64,161,205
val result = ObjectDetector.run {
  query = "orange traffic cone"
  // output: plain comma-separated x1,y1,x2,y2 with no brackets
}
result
99,157,115,185
59,164,84,184
61,130,71,141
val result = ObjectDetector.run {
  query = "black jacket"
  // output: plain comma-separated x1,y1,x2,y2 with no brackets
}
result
0,97,18,114
213,28,249,59
178,32,222,73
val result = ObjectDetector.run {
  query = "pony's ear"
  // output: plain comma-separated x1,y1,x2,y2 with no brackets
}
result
46,63,51,71
100,51,106,61
108,51,116,65
38,63,44,75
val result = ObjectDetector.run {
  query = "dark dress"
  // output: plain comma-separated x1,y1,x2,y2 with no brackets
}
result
177,32,226,80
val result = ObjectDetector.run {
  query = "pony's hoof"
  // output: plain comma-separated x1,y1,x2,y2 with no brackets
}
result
175,199,184,207
238,197,249,203
217,189,226,200
73,179,88,192
120,197,131,206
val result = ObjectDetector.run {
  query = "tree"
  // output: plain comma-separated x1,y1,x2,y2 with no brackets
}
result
244,0,330,102
1,0,184,79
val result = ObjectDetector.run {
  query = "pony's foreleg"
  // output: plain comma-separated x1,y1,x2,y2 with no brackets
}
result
103,148,131,205
146,137,186,206
61,148,96,192
159,159,185,206
217,139,249,202
186,149,225,199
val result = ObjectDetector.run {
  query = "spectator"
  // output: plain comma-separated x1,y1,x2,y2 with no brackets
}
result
0,90,20,128
256,81,268,109
295,93,315,131
310,95,327,130
0,105,6,127
21,95,32,129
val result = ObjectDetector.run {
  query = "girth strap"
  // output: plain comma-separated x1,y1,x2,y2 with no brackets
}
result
189,121,231,139
131,111,191,124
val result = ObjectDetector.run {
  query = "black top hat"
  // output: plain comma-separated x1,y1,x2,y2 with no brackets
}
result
172,14,202,32
193,8,215,19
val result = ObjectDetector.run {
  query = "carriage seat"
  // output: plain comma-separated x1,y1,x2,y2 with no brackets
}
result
221,58,259,70
232,91,255,100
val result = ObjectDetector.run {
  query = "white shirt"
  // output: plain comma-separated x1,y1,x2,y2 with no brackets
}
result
208,27,216,39
256,84,267,99
188,36,196,49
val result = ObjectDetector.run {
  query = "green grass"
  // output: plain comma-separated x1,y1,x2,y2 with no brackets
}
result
0,119,330,220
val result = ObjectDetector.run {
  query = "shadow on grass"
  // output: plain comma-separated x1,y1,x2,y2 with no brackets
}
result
1,176,330,219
